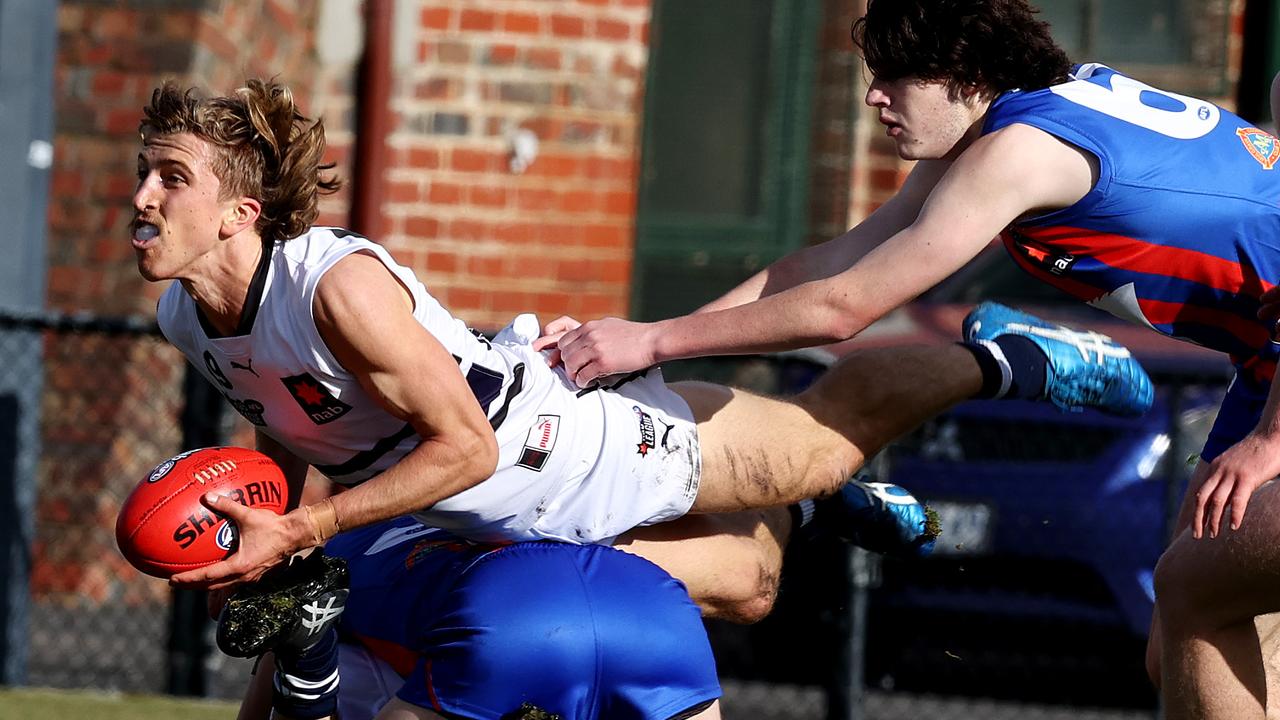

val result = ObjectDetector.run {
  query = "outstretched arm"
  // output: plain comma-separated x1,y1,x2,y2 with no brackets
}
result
697,160,950,313
554,124,1095,387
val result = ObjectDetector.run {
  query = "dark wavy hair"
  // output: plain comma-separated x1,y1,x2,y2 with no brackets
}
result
140,79,341,243
852,0,1071,93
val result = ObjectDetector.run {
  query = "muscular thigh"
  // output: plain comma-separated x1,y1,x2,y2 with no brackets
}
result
1158,478,1280,626
672,381,859,512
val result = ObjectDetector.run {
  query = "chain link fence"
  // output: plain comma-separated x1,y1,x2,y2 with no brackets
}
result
0,313,1233,719
0,312,186,692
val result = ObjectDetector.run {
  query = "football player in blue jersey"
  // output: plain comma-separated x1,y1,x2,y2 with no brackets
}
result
545,1,1280,717
230,481,936,717
234,493,926,720
233,517,724,720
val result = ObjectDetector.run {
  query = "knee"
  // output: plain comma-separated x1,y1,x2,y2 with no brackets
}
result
791,392,871,482
699,566,780,625
1152,542,1215,632
1144,626,1162,690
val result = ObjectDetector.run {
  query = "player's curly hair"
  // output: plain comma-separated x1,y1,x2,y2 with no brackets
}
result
140,79,341,243
852,0,1071,94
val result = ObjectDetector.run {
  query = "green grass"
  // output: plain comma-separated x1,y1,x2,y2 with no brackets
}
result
0,687,239,719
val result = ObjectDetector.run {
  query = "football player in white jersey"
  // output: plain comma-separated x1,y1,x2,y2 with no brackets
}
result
131,78,1149,608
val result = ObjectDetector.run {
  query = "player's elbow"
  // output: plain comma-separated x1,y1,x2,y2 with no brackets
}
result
463,429,500,478
815,296,871,343
439,424,499,487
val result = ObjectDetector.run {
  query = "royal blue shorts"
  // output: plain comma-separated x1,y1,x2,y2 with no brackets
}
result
1201,373,1269,463
326,519,721,720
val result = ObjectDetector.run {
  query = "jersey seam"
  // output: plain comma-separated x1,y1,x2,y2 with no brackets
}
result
1106,177,1280,210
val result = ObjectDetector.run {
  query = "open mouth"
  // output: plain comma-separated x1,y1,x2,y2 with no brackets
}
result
132,222,160,249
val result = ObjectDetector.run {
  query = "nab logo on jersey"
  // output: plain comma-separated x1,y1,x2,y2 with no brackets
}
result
1237,128,1280,170
1008,230,1076,276
282,373,353,425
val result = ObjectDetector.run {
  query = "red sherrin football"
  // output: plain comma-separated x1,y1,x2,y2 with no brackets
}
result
115,446,289,579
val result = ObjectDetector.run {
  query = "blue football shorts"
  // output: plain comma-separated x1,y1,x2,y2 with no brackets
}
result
329,521,721,720
1200,372,1269,462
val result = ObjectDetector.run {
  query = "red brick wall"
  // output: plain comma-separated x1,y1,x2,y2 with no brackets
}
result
50,0,322,316
376,0,652,328
39,0,324,604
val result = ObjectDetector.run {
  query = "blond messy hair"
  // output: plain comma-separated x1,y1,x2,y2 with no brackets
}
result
140,79,341,243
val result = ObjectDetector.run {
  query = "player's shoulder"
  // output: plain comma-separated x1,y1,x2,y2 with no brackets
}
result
156,280,193,339
279,226,371,267
961,121,1076,175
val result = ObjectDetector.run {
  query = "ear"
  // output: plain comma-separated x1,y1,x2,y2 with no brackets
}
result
221,196,262,238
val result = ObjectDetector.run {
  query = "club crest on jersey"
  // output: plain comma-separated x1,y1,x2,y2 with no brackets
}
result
1237,128,1280,170
281,373,353,425
633,405,656,457
1008,230,1076,276
517,415,559,471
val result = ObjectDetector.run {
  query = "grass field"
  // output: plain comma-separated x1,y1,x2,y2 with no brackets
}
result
0,687,239,719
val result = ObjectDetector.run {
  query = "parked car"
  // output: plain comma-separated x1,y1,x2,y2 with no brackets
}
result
689,246,1232,708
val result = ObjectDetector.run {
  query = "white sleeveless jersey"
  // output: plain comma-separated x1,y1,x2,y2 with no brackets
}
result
157,227,623,539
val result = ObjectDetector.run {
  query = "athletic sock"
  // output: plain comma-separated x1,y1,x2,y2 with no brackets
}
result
272,628,340,720
788,499,817,540
959,336,1048,401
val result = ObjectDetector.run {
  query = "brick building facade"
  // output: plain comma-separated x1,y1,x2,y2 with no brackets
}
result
48,0,1251,323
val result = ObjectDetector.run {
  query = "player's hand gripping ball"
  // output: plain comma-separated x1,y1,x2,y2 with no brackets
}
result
115,447,288,579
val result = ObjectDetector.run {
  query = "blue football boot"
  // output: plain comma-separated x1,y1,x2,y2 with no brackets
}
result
964,301,1154,417
813,478,938,559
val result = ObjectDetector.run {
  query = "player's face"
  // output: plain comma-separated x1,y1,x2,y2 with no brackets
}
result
131,133,234,282
865,76,988,161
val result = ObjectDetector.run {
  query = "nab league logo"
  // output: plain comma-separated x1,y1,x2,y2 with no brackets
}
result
633,405,656,457
1237,128,1280,170
215,520,237,551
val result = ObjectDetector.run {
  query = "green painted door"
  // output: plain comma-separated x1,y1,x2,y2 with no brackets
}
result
632,0,820,322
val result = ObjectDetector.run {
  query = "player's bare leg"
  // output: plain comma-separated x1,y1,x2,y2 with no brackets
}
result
1153,472,1280,720
688,700,722,719
616,508,791,623
682,344,982,512
375,698,444,718
1146,460,1212,691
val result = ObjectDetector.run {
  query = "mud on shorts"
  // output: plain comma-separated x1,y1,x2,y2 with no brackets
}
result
525,366,703,544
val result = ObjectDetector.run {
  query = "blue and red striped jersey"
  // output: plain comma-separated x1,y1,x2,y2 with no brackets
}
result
983,64,1280,382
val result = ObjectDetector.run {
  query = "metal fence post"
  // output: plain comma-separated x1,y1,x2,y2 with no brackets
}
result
828,546,881,720
166,365,229,696
0,0,56,688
